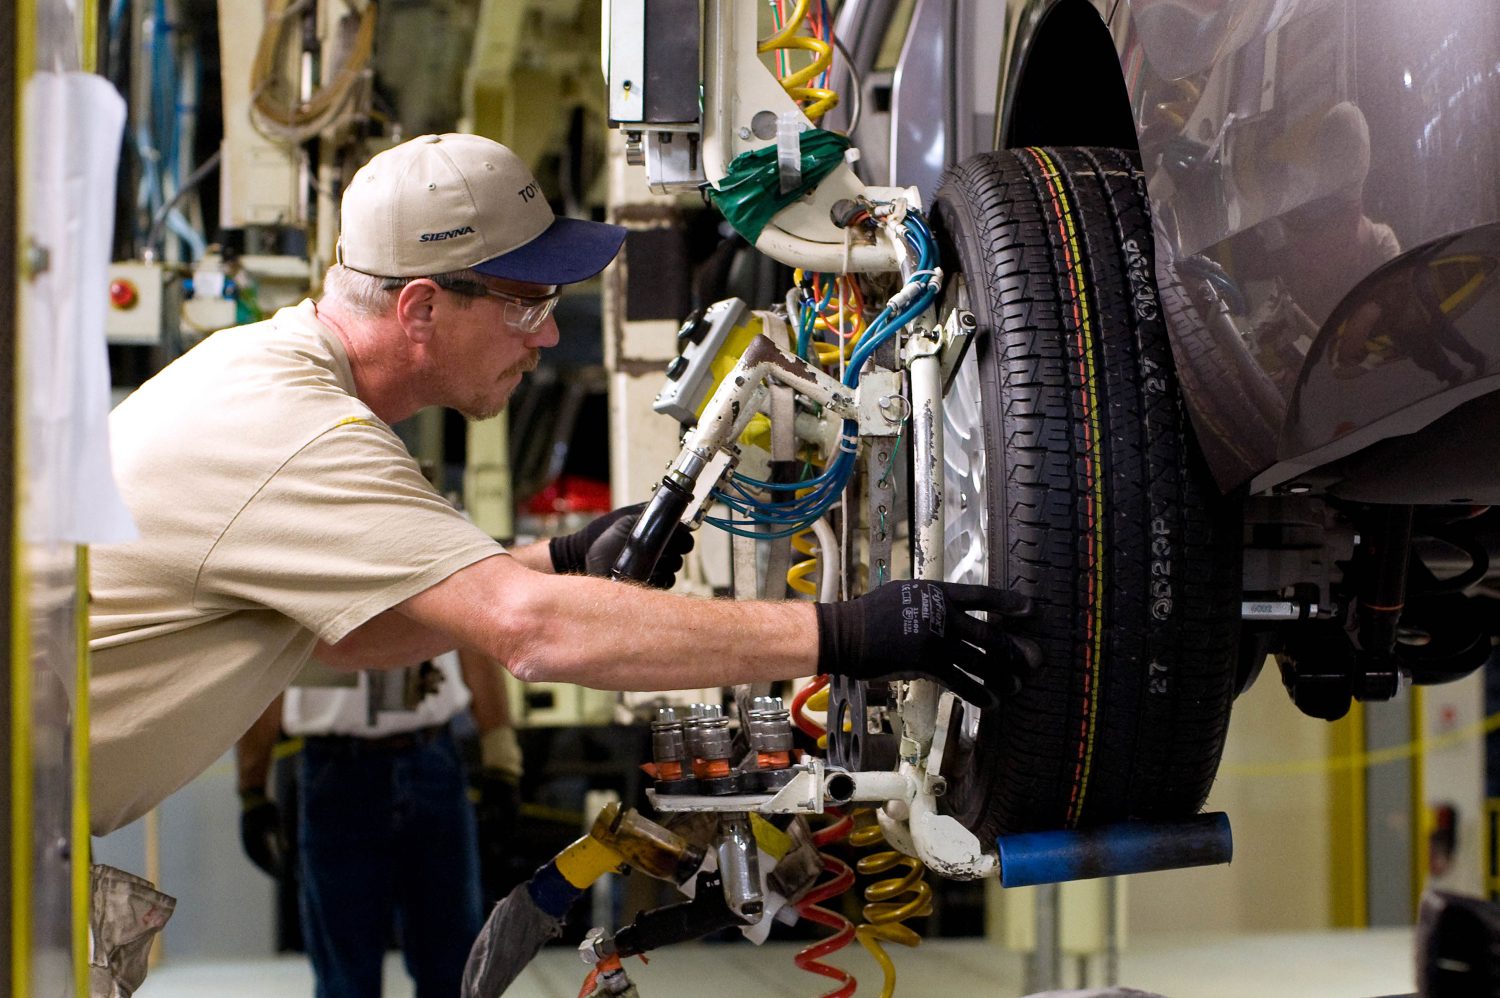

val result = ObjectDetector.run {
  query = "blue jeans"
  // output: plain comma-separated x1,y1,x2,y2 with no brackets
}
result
297,725,483,998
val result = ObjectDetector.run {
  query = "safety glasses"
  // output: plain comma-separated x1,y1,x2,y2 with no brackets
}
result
413,276,561,333
467,283,562,333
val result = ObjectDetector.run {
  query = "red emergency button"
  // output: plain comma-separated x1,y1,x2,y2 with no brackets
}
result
109,278,138,309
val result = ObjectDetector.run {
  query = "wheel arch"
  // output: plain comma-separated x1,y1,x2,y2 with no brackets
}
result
1000,0,1138,153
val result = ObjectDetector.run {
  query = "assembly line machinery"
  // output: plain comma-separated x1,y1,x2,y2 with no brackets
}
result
528,3,1237,996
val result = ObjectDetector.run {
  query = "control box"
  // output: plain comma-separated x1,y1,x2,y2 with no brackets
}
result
105,261,166,345
653,297,754,424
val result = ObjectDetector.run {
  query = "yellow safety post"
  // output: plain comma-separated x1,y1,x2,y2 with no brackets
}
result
73,547,91,998
1327,702,1367,928
12,0,38,990
1412,686,1428,913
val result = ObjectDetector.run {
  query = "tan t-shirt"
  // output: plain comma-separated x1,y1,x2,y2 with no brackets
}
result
89,300,504,834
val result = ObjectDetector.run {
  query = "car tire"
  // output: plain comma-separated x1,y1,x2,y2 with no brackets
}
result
929,146,1242,837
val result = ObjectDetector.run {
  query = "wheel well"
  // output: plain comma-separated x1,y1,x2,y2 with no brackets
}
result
1003,0,1138,152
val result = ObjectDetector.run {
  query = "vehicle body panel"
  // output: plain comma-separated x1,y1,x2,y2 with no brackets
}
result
843,0,1500,497
1115,0,1500,494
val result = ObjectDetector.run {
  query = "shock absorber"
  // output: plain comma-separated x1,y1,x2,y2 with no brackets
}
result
850,809,933,998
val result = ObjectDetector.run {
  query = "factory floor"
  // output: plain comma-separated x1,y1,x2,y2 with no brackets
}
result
139,927,1416,997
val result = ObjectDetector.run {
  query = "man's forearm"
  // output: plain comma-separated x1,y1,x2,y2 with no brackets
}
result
235,695,284,793
397,556,819,692
506,540,554,573
505,577,820,690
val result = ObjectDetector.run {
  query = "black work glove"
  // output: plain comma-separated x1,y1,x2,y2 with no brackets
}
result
549,502,695,589
470,769,527,904
238,787,286,879
815,580,1041,710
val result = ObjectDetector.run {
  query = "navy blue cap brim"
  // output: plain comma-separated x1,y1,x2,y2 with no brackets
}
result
471,216,627,285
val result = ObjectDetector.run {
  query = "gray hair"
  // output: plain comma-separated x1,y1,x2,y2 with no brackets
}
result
320,264,490,317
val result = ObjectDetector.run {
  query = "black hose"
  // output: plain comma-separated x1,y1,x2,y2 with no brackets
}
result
611,478,694,583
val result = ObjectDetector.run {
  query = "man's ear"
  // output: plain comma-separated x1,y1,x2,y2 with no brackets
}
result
395,280,440,344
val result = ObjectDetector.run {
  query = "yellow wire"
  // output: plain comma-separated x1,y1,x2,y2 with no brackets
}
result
787,527,820,596
757,0,839,120
760,0,813,50
771,37,833,92
850,810,932,998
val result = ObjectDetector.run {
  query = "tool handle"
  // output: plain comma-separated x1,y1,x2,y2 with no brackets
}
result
613,873,741,955
610,477,693,583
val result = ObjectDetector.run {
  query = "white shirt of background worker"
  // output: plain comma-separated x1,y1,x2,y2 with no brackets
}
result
235,648,521,998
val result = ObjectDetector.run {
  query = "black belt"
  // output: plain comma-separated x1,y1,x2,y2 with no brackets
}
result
302,723,448,753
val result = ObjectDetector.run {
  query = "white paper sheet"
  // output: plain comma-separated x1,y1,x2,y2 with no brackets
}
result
22,71,137,544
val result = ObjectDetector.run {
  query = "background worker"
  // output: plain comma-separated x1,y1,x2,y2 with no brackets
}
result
236,648,521,998
86,135,1037,987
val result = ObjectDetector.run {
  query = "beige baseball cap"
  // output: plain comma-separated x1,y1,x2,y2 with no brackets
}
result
337,133,626,284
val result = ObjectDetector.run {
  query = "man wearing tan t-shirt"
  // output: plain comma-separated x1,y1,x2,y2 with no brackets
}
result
87,135,1034,970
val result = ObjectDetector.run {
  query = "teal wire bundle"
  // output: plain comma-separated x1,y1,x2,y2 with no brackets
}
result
706,210,940,540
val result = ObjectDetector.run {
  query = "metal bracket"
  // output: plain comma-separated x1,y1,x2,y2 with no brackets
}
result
854,370,908,437
649,758,826,814
938,306,978,391
680,449,737,528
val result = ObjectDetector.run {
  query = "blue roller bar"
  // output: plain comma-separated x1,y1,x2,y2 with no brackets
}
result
996,812,1233,888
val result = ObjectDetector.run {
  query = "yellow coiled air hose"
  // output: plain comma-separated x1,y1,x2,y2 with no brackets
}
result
788,526,822,597
760,0,839,120
851,808,933,998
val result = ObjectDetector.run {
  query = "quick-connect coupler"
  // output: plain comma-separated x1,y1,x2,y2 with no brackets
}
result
744,695,796,792
650,705,696,794
684,703,739,795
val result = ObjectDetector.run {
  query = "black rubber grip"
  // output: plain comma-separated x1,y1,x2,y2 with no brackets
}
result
610,478,694,582
613,873,739,955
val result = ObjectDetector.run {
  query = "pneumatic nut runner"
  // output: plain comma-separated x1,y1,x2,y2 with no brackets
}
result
648,698,798,796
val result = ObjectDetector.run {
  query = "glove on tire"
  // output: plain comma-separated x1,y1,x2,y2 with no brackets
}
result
815,580,1041,709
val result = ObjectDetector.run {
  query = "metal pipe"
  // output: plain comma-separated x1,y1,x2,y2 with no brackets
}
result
716,814,764,922
822,769,916,806
908,342,944,581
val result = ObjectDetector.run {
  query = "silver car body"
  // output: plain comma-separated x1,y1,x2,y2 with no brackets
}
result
832,0,1500,502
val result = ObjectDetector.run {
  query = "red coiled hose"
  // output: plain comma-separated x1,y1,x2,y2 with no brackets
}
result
792,810,857,997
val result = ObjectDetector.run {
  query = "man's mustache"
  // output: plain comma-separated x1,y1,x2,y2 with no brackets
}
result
503,351,540,379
